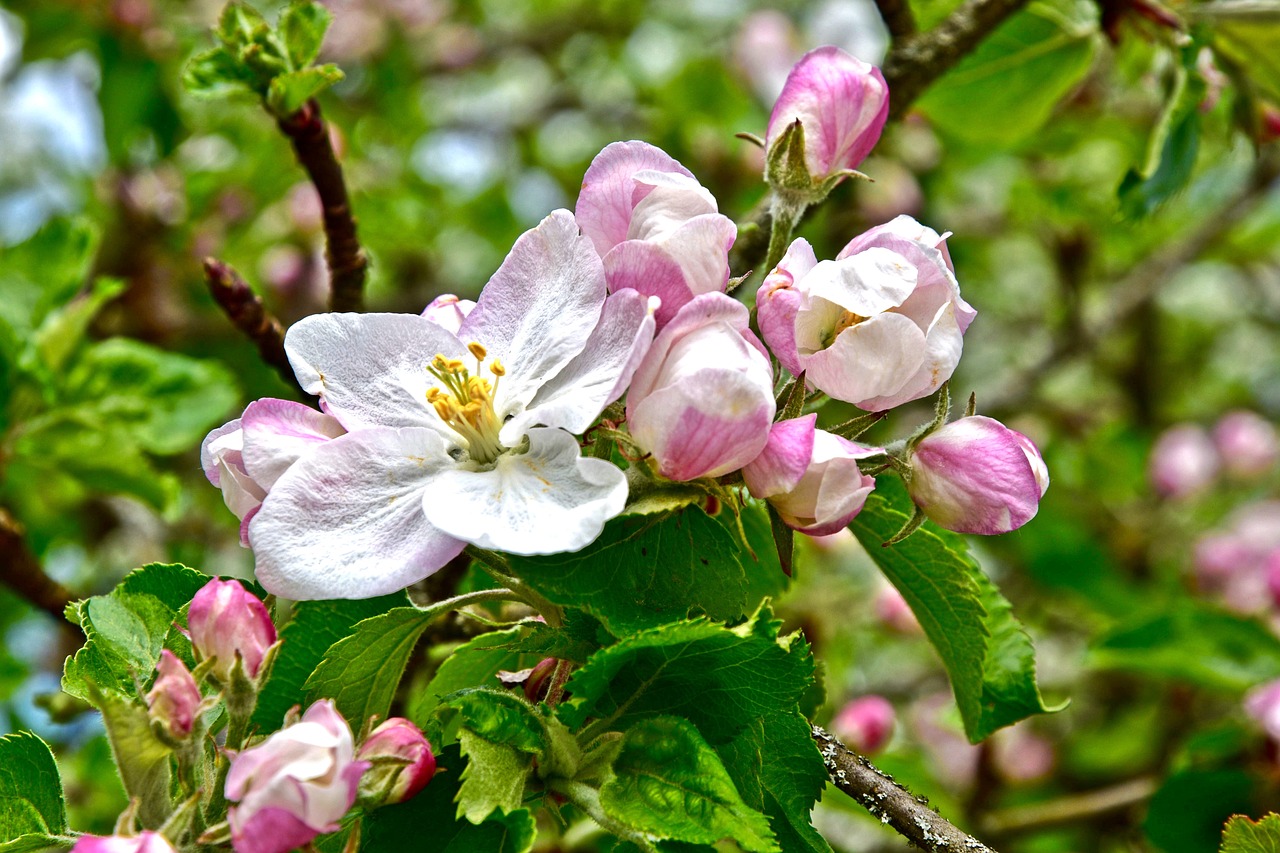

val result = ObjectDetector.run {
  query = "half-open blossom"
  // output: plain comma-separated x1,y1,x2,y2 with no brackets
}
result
201,399,346,545
248,210,654,599
188,578,277,682
146,650,201,740
71,832,177,853
627,292,774,481
576,141,736,328
832,695,895,755
765,45,888,186
356,717,436,805
742,414,880,535
420,293,476,334
1149,424,1219,498
907,416,1049,535
227,700,368,853
1213,411,1279,479
758,217,975,410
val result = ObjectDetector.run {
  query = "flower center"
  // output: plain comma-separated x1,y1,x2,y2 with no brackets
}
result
426,342,507,465
823,310,870,348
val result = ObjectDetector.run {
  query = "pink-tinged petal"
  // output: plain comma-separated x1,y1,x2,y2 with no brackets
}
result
72,832,177,853
653,213,737,299
801,311,926,408
763,431,879,535
248,428,465,600
603,240,694,328
420,293,476,334
240,398,346,490
285,312,464,433
766,46,889,177
1245,679,1280,741
189,578,276,682
853,302,962,411
757,239,817,377
832,696,896,755
576,141,695,256
743,415,818,499
627,170,720,241
146,650,201,738
201,419,243,486
1214,410,1280,478
1149,424,1219,499
230,804,324,853
841,229,975,333
799,249,918,319
629,292,759,402
508,289,657,439
459,209,607,409
424,427,627,555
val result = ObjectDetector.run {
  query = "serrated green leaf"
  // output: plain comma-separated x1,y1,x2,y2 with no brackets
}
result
409,627,528,732
480,611,611,664
363,744,535,852
183,47,261,98
916,0,1099,145
508,504,787,636
457,729,533,824
254,593,408,729
33,278,126,375
267,65,344,116
600,716,779,853
1221,813,1280,853
96,691,172,829
279,0,332,69
0,733,66,841
217,2,269,49
443,690,548,757
850,489,1059,742
559,612,813,745
303,607,433,727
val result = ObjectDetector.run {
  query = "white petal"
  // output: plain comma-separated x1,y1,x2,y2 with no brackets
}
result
856,303,963,411
802,248,917,318
423,428,626,555
653,213,736,297
285,313,464,434
576,141,694,256
249,428,465,600
241,398,346,490
801,312,926,408
505,289,656,441
459,210,606,410
627,170,719,242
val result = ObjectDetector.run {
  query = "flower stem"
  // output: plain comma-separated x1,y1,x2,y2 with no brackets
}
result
762,196,804,276
465,545,564,627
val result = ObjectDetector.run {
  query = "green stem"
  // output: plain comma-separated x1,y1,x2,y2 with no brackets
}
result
413,587,527,622
465,545,564,627
762,196,805,276
551,779,660,853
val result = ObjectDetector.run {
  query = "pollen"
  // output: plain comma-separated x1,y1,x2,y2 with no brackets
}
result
467,341,488,361
426,345,506,465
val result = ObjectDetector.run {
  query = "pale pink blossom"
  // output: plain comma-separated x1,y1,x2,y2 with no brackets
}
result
758,217,974,410
765,45,888,183
357,717,436,805
71,833,176,853
1193,501,1280,614
188,578,277,682
907,417,1049,535
576,141,736,328
742,414,880,535
420,293,476,334
1149,424,1219,499
832,695,895,755
227,701,368,853
1213,411,1279,479
627,293,774,481
145,650,201,739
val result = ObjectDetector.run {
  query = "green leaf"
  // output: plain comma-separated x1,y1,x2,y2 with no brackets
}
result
1221,813,1280,853
217,2,269,50
1202,1,1280,103
0,732,66,841
363,744,536,853
916,0,1099,145
32,278,126,376
442,689,549,758
266,65,344,116
408,627,528,731
600,716,779,853
62,563,210,701
849,490,1060,743
254,593,408,729
456,729,533,825
183,47,261,99
96,691,172,829
1145,770,1257,853
480,611,611,664
1090,601,1280,691
0,834,75,853
508,505,787,636
304,607,433,727
559,611,814,744
279,0,332,68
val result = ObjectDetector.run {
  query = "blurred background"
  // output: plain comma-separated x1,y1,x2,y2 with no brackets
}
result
0,0,1278,849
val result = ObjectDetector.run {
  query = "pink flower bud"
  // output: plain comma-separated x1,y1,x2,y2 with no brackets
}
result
71,832,177,853
1245,678,1280,743
907,417,1049,535
875,585,921,634
145,650,201,739
627,293,775,481
188,578,276,682
1149,424,1219,499
832,695,895,755
992,727,1055,784
1213,411,1279,479
765,46,889,182
356,717,437,805
420,293,476,335
742,414,881,535
227,701,369,853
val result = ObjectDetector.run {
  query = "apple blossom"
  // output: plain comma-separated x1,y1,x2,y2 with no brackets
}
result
246,210,654,599
1213,410,1279,478
1192,501,1280,614
188,578,277,682
145,650,201,740
70,832,177,853
757,217,975,410
627,292,774,481
575,140,736,328
764,45,888,189
356,717,436,805
832,695,895,755
226,700,368,853
906,416,1049,535
420,292,476,334
1149,424,1219,499
742,414,881,535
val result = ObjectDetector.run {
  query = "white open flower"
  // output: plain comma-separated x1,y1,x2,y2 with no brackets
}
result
246,210,655,599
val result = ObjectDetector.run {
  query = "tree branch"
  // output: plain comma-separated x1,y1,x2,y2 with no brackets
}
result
979,776,1158,837
277,100,368,313
876,0,919,42
202,258,300,392
0,508,81,637
812,725,998,853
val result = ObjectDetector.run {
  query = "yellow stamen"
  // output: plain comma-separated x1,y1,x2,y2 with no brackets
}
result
490,360,506,377
423,345,507,465
467,341,487,360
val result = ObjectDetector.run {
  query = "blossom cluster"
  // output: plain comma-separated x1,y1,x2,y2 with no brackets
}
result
201,46,1049,602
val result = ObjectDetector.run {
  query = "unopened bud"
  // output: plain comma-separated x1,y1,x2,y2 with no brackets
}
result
832,695,895,755
356,717,436,806
187,578,276,683
71,831,177,853
145,650,201,741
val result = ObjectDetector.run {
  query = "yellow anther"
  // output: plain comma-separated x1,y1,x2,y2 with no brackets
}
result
444,358,466,373
426,387,442,402
431,354,449,372
467,342,488,361
490,360,506,377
